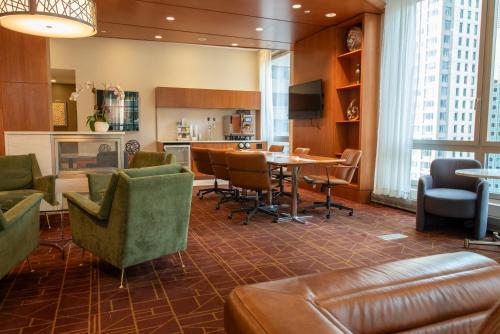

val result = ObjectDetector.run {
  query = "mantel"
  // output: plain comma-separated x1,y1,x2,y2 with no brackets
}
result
155,87,261,110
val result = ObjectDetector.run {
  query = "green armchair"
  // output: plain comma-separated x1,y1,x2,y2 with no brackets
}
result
87,151,176,202
0,154,58,206
0,193,44,278
65,164,193,288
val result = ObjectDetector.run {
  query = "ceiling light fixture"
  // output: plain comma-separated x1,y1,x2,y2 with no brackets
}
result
154,35,163,39
101,30,107,33
304,10,311,14
231,43,239,46
256,27,263,31
325,12,337,18
51,79,56,83
166,16,175,21
198,37,207,41
0,0,97,38
292,4,302,9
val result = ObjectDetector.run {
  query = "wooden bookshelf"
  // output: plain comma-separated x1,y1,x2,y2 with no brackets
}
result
333,13,381,202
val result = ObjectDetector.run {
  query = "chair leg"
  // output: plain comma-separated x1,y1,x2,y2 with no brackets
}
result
178,252,186,268
119,269,125,289
26,257,34,272
79,248,85,266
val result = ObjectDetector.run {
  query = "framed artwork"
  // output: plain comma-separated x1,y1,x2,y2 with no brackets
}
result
52,101,67,126
96,90,139,131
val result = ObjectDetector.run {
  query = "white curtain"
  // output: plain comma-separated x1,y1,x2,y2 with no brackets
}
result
374,0,418,199
259,49,274,143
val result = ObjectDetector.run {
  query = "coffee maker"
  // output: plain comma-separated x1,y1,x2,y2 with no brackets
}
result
223,110,255,140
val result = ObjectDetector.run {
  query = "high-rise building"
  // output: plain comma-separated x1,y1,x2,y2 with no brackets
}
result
410,0,481,197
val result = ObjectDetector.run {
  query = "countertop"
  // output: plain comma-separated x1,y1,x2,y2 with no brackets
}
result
159,140,267,144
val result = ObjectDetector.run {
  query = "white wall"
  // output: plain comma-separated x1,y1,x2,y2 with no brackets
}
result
49,37,260,150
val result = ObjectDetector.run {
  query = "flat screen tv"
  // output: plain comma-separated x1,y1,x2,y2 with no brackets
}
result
288,80,323,119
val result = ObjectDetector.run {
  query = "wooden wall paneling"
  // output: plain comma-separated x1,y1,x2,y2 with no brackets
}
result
292,26,337,178
292,13,381,203
0,27,51,154
155,87,261,110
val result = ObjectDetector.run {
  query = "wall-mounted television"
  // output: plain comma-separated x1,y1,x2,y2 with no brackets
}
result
288,79,323,119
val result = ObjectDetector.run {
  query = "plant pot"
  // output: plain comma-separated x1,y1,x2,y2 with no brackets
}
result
94,121,109,132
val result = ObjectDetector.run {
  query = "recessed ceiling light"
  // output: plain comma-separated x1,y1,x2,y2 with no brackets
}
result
154,35,163,39
256,27,263,31
292,4,302,9
51,79,56,83
304,10,311,14
101,30,107,33
166,16,175,21
198,37,207,41
325,12,336,18
231,43,239,46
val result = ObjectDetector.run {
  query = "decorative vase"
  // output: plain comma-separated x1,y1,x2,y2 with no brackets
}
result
347,27,363,51
94,121,109,132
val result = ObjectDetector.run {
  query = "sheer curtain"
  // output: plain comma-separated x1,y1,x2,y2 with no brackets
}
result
259,49,274,143
373,0,418,199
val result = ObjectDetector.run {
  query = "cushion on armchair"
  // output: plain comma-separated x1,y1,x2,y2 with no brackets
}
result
424,188,477,219
0,155,34,191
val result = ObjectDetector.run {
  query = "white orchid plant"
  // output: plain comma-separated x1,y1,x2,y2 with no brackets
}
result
70,81,125,131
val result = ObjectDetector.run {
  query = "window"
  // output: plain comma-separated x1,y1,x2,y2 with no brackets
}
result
271,52,290,146
411,0,483,196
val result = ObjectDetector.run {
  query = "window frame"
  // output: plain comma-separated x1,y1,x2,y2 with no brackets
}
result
412,0,500,198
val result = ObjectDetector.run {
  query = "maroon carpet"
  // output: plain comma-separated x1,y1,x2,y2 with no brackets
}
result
1,189,499,333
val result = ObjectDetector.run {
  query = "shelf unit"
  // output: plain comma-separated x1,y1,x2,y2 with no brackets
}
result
333,13,381,202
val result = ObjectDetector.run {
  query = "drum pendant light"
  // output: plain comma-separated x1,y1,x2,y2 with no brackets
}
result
0,0,97,38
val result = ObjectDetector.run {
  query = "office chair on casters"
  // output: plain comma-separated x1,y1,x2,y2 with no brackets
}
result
208,148,238,209
302,149,362,219
226,152,280,225
192,147,231,199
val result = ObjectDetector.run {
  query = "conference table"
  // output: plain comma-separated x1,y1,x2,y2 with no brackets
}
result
455,168,500,248
260,152,345,224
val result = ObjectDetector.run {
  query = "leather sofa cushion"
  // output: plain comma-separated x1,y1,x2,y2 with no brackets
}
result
0,155,33,191
480,302,500,334
424,188,477,219
225,252,500,334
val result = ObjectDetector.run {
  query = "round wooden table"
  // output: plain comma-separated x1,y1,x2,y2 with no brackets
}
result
455,168,500,248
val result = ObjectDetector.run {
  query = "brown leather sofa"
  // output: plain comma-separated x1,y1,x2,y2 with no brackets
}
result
225,252,500,334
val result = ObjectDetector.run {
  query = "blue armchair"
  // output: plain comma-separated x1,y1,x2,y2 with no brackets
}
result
416,159,489,239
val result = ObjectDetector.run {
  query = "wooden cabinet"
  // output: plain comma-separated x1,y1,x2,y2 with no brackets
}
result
155,87,260,110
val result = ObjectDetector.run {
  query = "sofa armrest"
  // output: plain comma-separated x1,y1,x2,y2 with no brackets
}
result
418,174,433,193
1,193,44,230
33,175,58,205
64,192,106,220
87,173,113,202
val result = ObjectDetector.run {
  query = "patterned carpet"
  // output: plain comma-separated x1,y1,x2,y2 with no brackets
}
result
1,188,499,334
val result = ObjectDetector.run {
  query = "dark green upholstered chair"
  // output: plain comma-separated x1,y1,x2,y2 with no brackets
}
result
65,164,193,288
87,151,176,202
0,154,58,206
0,193,44,278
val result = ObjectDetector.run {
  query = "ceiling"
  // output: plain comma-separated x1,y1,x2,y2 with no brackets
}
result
93,0,384,50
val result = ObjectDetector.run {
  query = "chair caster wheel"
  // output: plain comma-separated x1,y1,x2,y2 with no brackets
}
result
216,205,220,210
349,212,353,216
228,215,232,219
243,221,249,225
326,214,331,219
